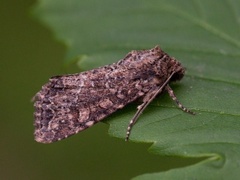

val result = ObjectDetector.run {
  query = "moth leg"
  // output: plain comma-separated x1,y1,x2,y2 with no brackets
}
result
125,88,160,141
125,72,176,141
165,84,195,115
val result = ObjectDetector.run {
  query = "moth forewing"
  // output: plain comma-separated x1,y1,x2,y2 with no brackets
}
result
33,46,194,143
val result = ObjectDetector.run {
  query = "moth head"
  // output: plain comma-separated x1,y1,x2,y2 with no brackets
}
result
170,59,185,81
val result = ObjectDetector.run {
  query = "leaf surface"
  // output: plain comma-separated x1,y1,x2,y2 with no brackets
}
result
33,0,240,179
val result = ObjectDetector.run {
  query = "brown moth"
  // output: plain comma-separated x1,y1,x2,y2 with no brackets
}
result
33,46,194,143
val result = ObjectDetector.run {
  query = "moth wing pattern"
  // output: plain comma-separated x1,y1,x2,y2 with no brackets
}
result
34,70,140,143
34,46,189,143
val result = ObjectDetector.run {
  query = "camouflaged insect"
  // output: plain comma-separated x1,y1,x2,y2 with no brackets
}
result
33,46,194,143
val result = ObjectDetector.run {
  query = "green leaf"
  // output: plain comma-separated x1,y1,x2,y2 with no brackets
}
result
33,0,240,179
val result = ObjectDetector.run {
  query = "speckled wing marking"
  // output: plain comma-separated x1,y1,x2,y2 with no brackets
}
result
33,46,193,143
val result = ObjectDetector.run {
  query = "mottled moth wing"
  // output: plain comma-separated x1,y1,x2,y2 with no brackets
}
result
34,46,185,143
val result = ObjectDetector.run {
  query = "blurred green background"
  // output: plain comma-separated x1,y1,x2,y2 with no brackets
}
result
0,0,200,179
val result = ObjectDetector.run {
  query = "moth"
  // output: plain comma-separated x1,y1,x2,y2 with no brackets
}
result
33,46,194,143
